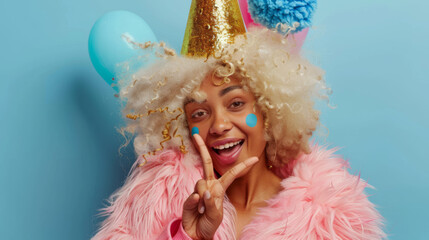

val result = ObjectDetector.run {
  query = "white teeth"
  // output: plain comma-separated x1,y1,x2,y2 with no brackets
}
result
213,141,241,150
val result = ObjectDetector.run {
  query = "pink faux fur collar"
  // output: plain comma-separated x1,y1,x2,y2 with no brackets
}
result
92,145,385,240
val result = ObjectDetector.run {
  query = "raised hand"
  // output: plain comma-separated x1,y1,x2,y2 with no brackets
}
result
182,134,259,239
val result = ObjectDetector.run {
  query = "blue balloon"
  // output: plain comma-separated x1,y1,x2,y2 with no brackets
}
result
88,11,158,92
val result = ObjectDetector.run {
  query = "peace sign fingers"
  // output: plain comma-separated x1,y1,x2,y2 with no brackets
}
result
182,136,260,239
193,134,215,180
219,157,259,190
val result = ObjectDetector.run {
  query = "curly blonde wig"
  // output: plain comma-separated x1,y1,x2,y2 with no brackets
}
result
119,28,328,168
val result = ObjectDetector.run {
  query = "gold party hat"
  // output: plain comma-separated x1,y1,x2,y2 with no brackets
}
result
181,0,246,58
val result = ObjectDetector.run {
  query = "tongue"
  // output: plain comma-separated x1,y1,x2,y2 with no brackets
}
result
218,144,239,156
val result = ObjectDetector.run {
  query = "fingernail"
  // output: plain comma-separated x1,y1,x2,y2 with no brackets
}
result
199,206,205,214
204,191,211,200
249,157,259,164
193,134,201,142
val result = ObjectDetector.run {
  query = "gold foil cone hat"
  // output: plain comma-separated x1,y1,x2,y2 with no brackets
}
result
181,0,246,58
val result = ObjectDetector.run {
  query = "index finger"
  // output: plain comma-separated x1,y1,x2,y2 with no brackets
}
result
219,157,259,190
193,134,215,180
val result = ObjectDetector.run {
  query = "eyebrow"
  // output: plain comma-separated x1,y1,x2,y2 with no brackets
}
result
219,85,242,97
184,96,208,106
184,97,196,105
184,85,242,105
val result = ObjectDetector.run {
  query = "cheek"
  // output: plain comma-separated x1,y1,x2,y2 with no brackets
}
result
191,126,199,135
188,122,210,141
245,113,258,128
241,112,266,145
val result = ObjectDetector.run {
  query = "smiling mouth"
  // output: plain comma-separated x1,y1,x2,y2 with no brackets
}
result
212,140,244,154
211,140,244,165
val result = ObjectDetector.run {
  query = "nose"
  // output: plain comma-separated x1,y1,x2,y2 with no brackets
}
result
209,111,232,136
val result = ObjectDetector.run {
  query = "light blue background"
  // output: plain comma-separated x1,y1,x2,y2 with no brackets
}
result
0,0,427,239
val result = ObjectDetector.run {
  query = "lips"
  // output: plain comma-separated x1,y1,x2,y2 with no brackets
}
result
210,138,244,165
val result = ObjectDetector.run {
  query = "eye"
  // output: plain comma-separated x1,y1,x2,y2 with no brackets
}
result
191,109,208,119
229,100,245,109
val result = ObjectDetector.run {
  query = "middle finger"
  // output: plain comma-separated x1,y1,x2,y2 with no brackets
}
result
219,157,259,190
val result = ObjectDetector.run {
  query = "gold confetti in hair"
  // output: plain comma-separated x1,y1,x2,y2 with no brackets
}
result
211,61,235,86
119,28,329,170
122,34,177,57
126,107,187,167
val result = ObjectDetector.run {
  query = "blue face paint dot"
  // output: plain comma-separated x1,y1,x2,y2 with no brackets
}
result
191,127,199,135
246,113,257,128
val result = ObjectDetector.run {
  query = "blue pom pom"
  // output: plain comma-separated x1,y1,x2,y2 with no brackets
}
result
248,0,317,33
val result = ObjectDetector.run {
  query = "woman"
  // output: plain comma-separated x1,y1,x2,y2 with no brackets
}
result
91,27,385,239
180,72,283,239
93,1,385,239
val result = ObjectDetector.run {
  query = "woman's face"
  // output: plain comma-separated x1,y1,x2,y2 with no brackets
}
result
185,74,266,176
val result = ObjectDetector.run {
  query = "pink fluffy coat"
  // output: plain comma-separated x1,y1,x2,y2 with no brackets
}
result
92,145,385,239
